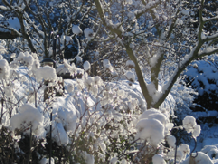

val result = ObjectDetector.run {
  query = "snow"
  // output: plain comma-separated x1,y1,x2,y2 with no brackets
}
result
67,83,74,94
95,51,99,58
3,49,218,163
2,0,218,162
10,53,16,58
127,11,135,20
167,144,190,162
135,118,164,145
0,45,7,54
39,157,54,164
85,153,95,164
125,71,135,81
181,152,213,164
126,60,135,68
1,60,217,164
0,6,7,11
5,86,12,97
152,154,166,164
52,122,68,145
183,59,218,106
0,59,10,79
36,66,57,83
125,0,133,4
139,108,173,136
85,77,95,87
103,59,117,75
150,51,161,68
201,145,218,155
84,28,94,40
57,105,77,134
179,144,190,156
76,56,83,64
109,157,118,164
166,135,176,148
83,60,91,71
182,116,201,138
193,125,201,138
181,9,190,16
103,59,112,69
56,60,77,76
10,104,44,135
140,108,160,119
207,148,218,159
72,25,82,35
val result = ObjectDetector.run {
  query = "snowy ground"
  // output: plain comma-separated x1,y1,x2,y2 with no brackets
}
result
201,125,218,148
187,124,218,163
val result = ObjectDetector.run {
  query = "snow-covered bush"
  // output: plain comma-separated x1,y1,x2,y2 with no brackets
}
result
0,50,204,163
0,51,144,163
183,58,218,112
1,0,218,162
133,110,202,163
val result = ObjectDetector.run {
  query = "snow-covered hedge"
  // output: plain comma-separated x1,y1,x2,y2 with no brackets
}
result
0,52,207,163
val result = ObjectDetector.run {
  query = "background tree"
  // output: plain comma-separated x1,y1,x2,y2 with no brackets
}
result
0,0,101,62
0,0,218,110
93,0,218,109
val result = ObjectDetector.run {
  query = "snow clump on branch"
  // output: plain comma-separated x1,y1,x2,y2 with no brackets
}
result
135,107,175,146
135,116,164,145
72,25,82,35
0,59,10,79
166,135,176,148
103,59,117,76
50,105,77,145
17,52,34,67
10,52,37,70
125,60,135,68
56,59,77,76
125,71,135,82
10,104,44,135
84,28,94,40
182,116,201,138
83,60,91,71
84,76,104,96
152,154,166,164
139,108,173,135
36,66,57,83
167,144,190,162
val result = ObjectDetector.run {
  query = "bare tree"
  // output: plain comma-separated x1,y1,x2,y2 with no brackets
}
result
1,0,218,109
93,0,218,109
0,0,97,58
